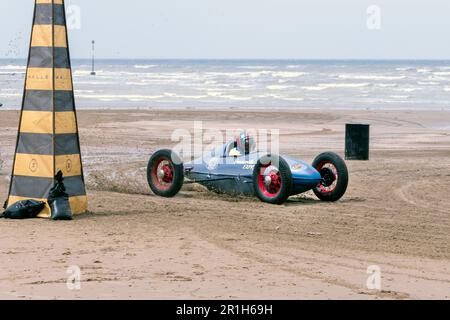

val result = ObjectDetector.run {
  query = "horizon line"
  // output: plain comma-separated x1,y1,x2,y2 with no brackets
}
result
1,58,450,61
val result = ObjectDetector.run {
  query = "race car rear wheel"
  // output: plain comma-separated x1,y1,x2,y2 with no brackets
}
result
147,149,184,197
312,152,348,202
253,154,293,205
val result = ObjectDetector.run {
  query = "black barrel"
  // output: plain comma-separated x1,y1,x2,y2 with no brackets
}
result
345,124,370,160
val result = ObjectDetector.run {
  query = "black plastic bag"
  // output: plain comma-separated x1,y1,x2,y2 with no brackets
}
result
2,200,45,219
48,171,72,221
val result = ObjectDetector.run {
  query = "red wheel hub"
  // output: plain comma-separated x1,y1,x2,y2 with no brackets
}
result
316,161,338,194
258,165,282,198
161,164,173,183
152,158,175,191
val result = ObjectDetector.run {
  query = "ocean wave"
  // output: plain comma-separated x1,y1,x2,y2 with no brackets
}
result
390,95,410,99
77,93,165,100
169,94,209,99
137,78,179,84
0,65,25,70
74,70,94,76
238,84,255,89
78,70,192,80
205,71,271,78
267,85,293,90
271,71,307,78
99,98,119,102
222,95,252,101
142,73,197,80
377,83,398,88
196,85,243,93
125,82,149,86
206,92,252,101
75,69,305,82
134,65,157,69
206,92,222,97
0,71,25,75
203,85,254,91
433,72,450,77
301,86,327,91
338,74,406,81
302,83,370,91
0,92,21,98
281,97,304,101
428,75,450,82
76,81,112,85
393,87,420,93
254,94,282,99
2,61,444,110
395,67,415,71
238,66,276,70
417,81,439,85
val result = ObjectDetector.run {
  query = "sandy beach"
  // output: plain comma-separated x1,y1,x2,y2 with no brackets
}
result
0,108,449,300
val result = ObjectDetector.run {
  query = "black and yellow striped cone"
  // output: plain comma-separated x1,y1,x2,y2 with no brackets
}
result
7,0,87,217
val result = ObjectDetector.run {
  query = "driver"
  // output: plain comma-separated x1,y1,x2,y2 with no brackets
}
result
229,131,256,156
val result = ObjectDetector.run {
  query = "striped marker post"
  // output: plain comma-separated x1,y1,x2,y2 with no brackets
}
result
6,0,87,217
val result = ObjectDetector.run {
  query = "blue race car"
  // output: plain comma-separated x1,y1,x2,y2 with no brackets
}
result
147,133,348,205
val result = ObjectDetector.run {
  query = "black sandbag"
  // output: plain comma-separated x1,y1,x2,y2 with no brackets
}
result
48,171,72,221
2,200,46,219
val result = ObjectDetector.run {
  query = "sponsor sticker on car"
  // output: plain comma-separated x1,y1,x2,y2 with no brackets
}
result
291,163,304,171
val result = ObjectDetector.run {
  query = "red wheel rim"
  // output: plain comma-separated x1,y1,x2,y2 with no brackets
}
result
257,164,282,198
316,161,338,194
151,157,175,191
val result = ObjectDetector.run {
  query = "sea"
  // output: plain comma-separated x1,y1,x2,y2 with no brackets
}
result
0,59,450,110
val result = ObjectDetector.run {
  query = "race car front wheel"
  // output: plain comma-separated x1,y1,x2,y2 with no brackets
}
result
253,154,293,205
147,149,184,197
312,152,348,202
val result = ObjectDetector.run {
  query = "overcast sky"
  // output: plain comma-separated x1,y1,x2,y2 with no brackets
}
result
1,0,449,60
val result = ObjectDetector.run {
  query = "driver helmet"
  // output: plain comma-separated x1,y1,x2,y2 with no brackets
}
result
235,131,256,155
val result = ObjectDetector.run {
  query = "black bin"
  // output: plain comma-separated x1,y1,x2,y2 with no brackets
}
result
345,124,370,160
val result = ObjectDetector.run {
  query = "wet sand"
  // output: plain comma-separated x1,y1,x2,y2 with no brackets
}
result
0,108,449,299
